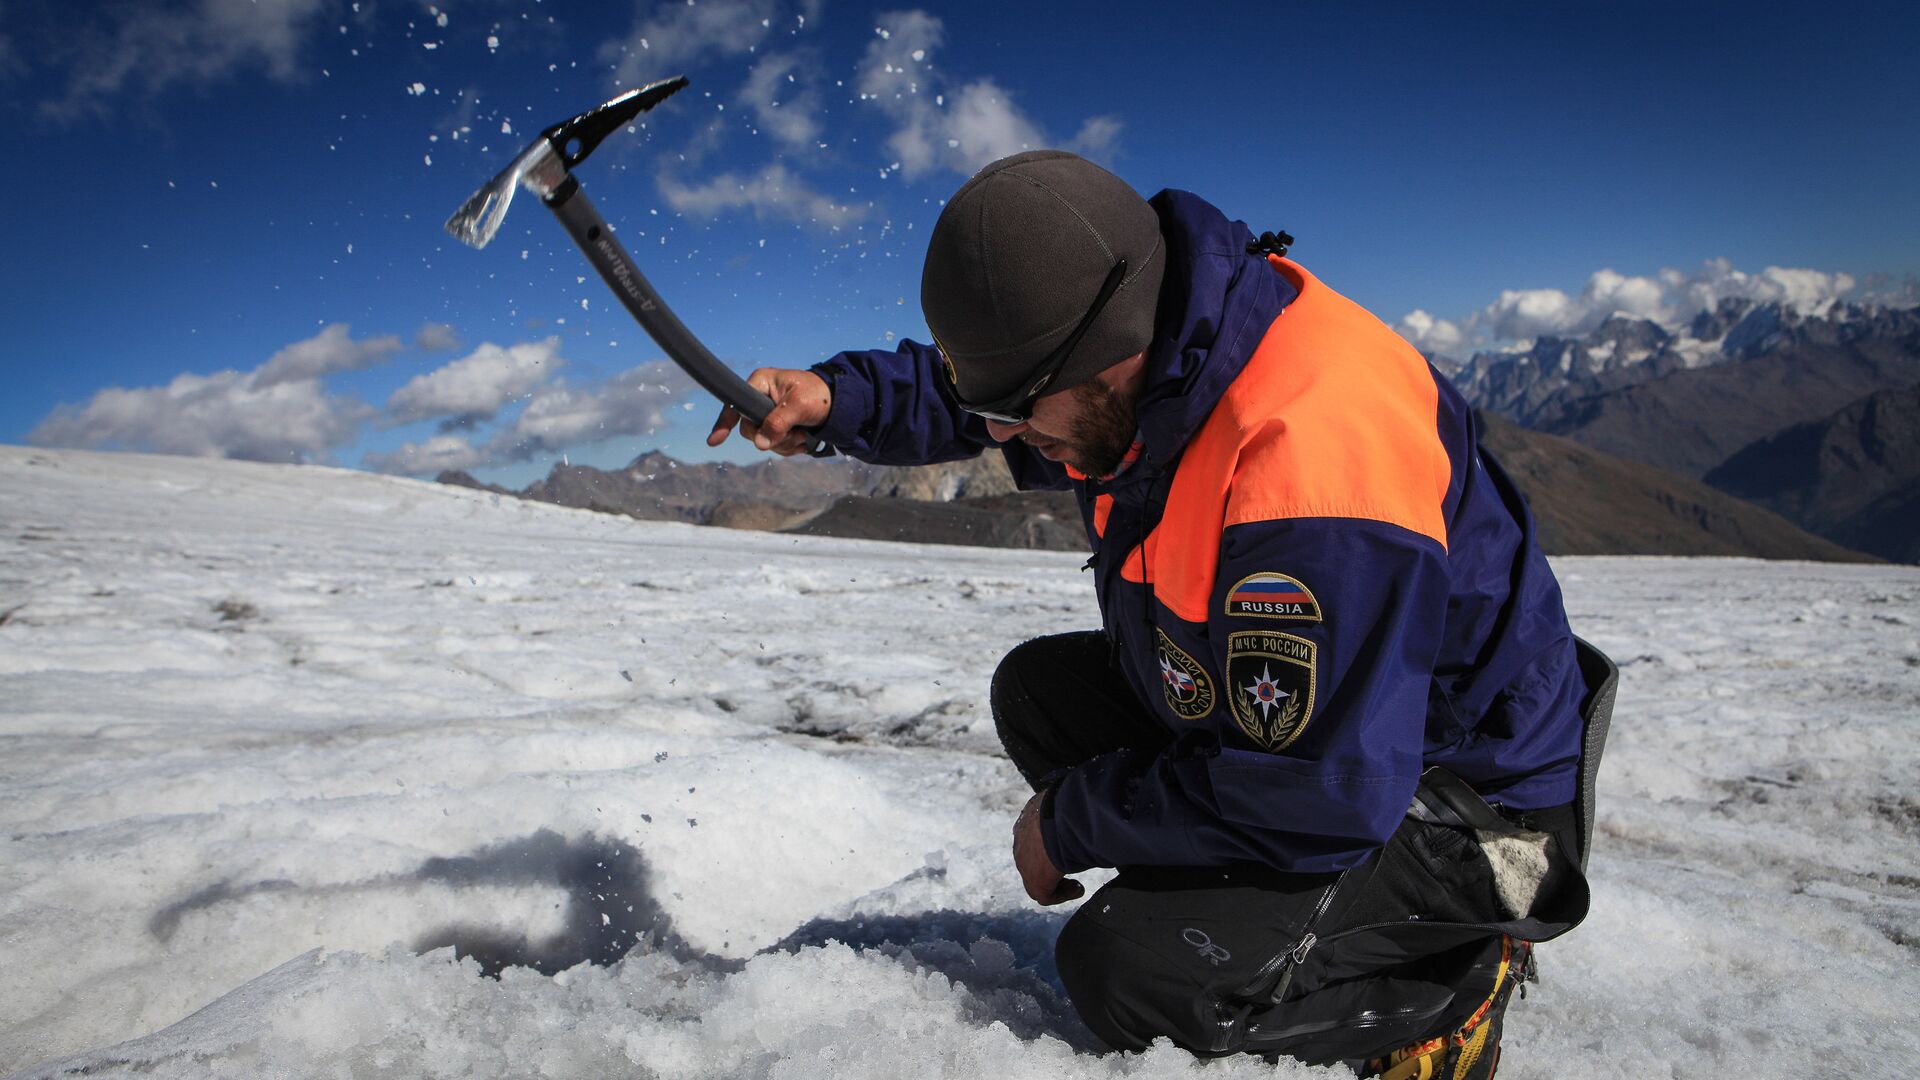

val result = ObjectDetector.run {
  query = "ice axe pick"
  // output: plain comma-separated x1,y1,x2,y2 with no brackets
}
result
445,76,830,456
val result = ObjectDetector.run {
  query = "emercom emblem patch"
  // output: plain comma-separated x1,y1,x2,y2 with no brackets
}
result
1226,630,1317,752
1224,572,1321,621
1155,628,1216,721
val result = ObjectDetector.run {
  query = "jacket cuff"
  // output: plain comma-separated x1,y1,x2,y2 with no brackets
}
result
809,358,873,450
1037,776,1099,874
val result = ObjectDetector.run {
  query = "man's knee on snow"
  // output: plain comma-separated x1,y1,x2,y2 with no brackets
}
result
1057,905,1194,1053
988,638,1044,735
1054,893,1253,1056
989,637,1054,787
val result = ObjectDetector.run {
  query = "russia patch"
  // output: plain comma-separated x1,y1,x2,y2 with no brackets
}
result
1224,572,1321,621
1155,628,1216,721
1225,630,1317,752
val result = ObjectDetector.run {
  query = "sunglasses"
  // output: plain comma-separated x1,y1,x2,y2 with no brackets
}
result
941,259,1128,425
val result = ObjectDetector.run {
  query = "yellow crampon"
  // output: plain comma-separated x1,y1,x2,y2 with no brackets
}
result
1368,936,1517,1080
1374,1035,1448,1080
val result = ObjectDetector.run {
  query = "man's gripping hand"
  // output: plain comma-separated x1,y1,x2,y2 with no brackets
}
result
1014,789,1084,906
706,367,832,456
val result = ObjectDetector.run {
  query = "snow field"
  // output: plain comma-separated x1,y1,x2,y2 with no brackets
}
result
2,446,1918,1078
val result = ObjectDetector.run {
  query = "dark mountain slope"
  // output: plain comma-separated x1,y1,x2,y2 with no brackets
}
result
1477,412,1879,561
1706,383,1920,562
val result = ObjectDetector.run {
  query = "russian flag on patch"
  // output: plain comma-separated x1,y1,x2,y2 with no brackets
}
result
1225,572,1321,620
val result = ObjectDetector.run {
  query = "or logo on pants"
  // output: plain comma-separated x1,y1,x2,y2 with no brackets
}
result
1181,927,1232,966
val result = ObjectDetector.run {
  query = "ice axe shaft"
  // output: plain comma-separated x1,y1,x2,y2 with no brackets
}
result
445,76,829,456
548,182,789,435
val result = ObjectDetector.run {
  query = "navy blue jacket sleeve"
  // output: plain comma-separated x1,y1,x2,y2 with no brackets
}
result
1041,518,1449,874
810,340,1070,489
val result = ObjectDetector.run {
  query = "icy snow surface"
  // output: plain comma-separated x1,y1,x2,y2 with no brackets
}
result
2,446,1917,1078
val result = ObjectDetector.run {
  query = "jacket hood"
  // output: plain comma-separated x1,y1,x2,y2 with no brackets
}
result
1134,190,1296,467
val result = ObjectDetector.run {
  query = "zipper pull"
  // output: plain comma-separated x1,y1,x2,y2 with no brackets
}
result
1291,932,1317,965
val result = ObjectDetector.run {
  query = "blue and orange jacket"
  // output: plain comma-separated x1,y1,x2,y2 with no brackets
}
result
812,190,1584,875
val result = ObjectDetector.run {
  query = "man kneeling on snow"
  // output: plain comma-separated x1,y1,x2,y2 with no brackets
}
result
710,151,1603,1077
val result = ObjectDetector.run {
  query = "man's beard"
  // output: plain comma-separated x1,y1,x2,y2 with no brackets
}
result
1029,377,1136,478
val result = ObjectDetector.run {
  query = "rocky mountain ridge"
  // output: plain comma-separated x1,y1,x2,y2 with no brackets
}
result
431,300,1915,562
1439,299,1920,434
1438,299,1919,559
441,427,1870,563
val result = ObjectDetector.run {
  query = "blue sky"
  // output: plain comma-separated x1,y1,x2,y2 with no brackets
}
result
3,1,1916,486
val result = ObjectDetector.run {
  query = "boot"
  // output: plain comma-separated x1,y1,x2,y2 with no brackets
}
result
1365,936,1530,1080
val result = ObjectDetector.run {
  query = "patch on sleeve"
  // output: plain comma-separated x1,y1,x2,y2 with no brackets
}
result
1226,630,1317,752
1155,628,1216,721
1223,572,1321,622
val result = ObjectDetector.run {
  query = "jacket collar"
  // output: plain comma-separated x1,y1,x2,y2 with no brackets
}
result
1132,190,1297,469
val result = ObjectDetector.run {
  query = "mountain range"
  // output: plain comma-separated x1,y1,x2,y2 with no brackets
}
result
437,296,1915,564
1439,298,1919,560
439,451,1084,551
441,421,1867,564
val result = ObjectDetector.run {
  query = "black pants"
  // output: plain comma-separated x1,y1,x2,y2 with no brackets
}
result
992,632,1577,1062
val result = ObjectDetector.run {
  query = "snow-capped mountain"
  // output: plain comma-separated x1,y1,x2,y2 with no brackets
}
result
1436,300,1920,561
1437,300,1920,432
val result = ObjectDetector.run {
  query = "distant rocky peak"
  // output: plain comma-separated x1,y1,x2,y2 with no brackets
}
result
1722,301,1789,358
1686,297,1755,342
1589,314,1671,350
1447,293,1920,427
625,450,682,476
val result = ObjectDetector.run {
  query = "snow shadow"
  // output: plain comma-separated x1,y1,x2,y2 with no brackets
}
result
148,834,1097,1050
149,879,302,942
148,830,730,980
767,908,1100,1050
410,829,728,978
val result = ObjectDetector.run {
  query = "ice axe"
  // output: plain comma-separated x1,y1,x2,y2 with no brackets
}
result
445,76,830,456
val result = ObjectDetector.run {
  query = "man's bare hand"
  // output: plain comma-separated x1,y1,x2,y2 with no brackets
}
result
706,368,832,456
1013,789,1083,906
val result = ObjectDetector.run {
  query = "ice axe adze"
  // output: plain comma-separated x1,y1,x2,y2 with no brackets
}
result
445,76,830,456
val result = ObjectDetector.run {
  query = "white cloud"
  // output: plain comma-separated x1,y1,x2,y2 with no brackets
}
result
362,434,490,477
415,323,460,353
1676,258,1858,319
1067,115,1124,161
1481,285,1591,340
1856,273,1920,309
1400,259,1866,355
1395,310,1467,355
601,0,782,88
255,324,401,388
29,369,368,464
657,164,867,228
502,363,692,459
1476,267,1675,341
370,363,695,476
387,339,565,425
856,11,1122,179
45,0,331,116
25,324,410,461
931,79,1047,172
739,51,820,148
